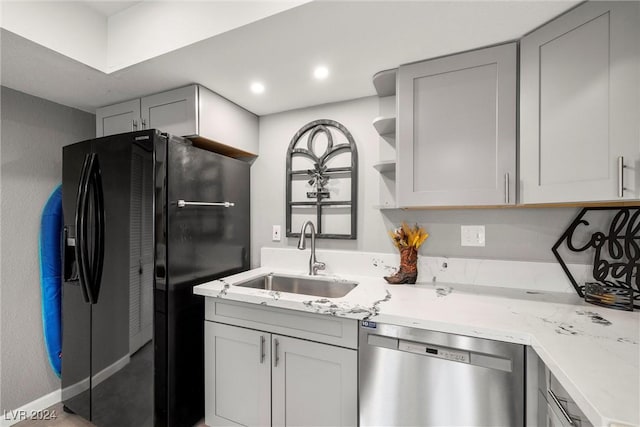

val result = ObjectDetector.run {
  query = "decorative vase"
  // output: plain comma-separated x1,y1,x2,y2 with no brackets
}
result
384,246,418,284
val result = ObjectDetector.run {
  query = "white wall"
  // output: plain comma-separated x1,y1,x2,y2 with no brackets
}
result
0,1,309,74
0,87,95,411
0,1,107,71
252,95,590,269
252,97,388,266
106,1,309,72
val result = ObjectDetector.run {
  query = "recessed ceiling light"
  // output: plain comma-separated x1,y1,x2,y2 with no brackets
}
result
313,66,329,80
250,82,265,94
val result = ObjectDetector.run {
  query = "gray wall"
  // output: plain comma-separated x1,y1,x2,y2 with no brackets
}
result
252,96,589,267
0,87,95,410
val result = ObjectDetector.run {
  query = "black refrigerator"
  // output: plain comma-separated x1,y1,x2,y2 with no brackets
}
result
61,130,250,427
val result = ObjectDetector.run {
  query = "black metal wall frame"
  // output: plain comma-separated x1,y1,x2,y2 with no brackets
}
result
286,119,358,239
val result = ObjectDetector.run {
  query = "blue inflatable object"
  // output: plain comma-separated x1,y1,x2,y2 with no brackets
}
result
39,184,63,377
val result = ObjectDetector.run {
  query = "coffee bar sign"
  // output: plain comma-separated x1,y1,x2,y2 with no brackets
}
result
553,207,640,309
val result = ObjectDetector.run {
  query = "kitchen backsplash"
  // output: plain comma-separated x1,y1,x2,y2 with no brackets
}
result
261,247,589,293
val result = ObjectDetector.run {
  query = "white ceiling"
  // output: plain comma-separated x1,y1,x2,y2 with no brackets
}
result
82,1,141,17
1,1,579,116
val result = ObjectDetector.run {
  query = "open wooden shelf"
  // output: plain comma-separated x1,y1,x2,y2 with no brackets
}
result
373,160,396,174
372,69,397,97
372,116,396,139
373,69,398,210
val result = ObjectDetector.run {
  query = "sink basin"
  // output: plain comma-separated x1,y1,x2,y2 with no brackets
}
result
234,273,358,298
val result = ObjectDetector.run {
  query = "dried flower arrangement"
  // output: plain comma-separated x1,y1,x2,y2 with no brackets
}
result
384,222,429,284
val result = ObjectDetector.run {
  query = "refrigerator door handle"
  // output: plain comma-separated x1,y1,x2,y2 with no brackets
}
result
176,199,235,208
74,154,93,303
88,155,105,304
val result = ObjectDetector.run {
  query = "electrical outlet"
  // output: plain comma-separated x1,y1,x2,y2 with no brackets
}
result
272,225,281,242
461,225,485,247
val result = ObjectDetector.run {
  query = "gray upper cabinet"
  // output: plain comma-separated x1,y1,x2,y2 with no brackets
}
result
520,1,640,204
397,43,517,207
141,85,198,138
96,99,141,137
96,84,258,158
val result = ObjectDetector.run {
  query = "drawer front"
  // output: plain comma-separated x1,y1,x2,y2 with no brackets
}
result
538,369,593,427
205,299,358,349
539,390,569,427
547,374,593,427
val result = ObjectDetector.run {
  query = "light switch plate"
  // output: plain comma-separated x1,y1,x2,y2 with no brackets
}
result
272,225,281,242
461,225,485,247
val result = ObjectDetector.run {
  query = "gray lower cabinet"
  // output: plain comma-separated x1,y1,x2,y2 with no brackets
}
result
520,1,640,203
539,390,568,427
272,335,357,427
204,299,358,427
538,367,593,427
397,42,517,207
527,348,593,427
205,322,271,427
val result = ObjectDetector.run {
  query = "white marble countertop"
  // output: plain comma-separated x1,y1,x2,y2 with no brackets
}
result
194,266,640,427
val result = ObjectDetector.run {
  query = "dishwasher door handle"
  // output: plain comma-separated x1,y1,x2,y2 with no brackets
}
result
399,340,471,364
398,339,513,372
366,334,513,373
367,334,398,350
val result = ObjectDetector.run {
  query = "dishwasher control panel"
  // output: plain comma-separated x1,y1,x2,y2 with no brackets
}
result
399,340,470,363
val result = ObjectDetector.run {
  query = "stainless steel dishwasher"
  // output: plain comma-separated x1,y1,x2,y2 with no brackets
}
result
359,321,525,426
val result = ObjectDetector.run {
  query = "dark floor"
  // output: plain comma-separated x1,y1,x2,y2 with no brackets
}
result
13,403,94,427
92,341,153,427
13,403,206,427
63,341,153,427
14,342,205,427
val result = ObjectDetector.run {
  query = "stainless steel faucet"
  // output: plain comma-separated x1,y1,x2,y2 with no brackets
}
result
297,220,325,275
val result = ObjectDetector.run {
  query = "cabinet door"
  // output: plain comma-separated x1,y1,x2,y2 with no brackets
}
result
520,1,640,203
205,322,271,427
141,85,198,137
397,43,516,207
272,335,357,427
96,99,141,137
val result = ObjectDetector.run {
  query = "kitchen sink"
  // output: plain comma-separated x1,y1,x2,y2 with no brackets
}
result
234,273,358,298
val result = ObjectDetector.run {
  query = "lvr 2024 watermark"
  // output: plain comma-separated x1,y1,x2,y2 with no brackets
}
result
2,409,57,422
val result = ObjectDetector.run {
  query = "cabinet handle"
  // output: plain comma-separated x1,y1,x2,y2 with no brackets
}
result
273,338,279,367
132,119,138,131
547,389,574,425
504,173,510,204
259,336,265,364
618,156,626,198
141,118,147,130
